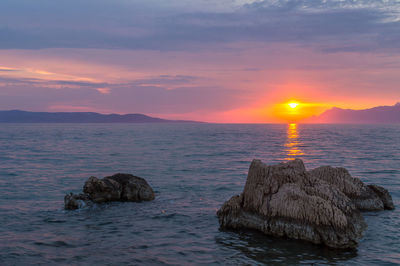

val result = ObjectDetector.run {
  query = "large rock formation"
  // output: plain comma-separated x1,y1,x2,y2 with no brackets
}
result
65,173,155,210
217,159,394,249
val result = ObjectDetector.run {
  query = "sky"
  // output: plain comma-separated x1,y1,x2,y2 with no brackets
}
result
0,0,399,122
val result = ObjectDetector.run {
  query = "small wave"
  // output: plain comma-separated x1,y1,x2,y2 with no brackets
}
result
7,172,18,176
152,213,178,220
98,221,113,226
152,212,189,220
43,218,66,224
361,170,399,175
129,244,149,250
214,186,231,191
34,241,75,248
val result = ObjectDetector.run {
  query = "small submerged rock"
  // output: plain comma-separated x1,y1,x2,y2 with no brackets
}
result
64,193,92,210
65,173,155,210
217,159,394,249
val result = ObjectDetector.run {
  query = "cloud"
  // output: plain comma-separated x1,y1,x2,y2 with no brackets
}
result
0,69,241,114
0,78,244,116
1,0,400,122
0,0,398,53
0,69,206,92
96,87,111,94
132,75,204,90
0,67,19,72
0,66,107,92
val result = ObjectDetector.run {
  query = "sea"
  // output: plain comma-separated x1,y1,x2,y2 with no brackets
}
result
0,123,399,265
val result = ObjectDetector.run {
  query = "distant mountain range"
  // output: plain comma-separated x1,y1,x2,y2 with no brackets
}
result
0,110,200,123
306,102,400,124
2,104,400,124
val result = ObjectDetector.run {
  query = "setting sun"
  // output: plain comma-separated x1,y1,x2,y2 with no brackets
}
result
270,101,328,123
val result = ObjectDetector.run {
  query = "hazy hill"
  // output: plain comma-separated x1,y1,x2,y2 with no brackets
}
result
0,110,200,123
306,103,400,124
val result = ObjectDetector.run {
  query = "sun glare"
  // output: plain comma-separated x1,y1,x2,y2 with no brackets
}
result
272,101,325,123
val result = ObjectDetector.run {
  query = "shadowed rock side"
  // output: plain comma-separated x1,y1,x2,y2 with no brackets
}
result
65,173,155,210
217,159,394,249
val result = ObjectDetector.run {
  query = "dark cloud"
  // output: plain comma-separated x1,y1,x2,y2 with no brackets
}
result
0,0,398,53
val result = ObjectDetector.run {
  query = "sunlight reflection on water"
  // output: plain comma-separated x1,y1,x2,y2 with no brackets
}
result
285,123,304,160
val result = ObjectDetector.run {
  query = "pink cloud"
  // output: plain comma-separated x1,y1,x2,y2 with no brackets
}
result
96,87,111,94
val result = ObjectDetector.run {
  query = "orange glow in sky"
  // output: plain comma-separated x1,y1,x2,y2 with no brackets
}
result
0,46,398,123
269,100,326,123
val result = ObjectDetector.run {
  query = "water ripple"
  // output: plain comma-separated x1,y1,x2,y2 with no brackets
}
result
0,123,399,265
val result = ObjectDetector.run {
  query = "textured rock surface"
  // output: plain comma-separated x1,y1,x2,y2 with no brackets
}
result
308,166,394,211
65,173,155,210
64,193,92,210
367,184,395,210
217,159,394,249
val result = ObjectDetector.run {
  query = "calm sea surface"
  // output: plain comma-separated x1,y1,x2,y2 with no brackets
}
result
0,123,399,265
